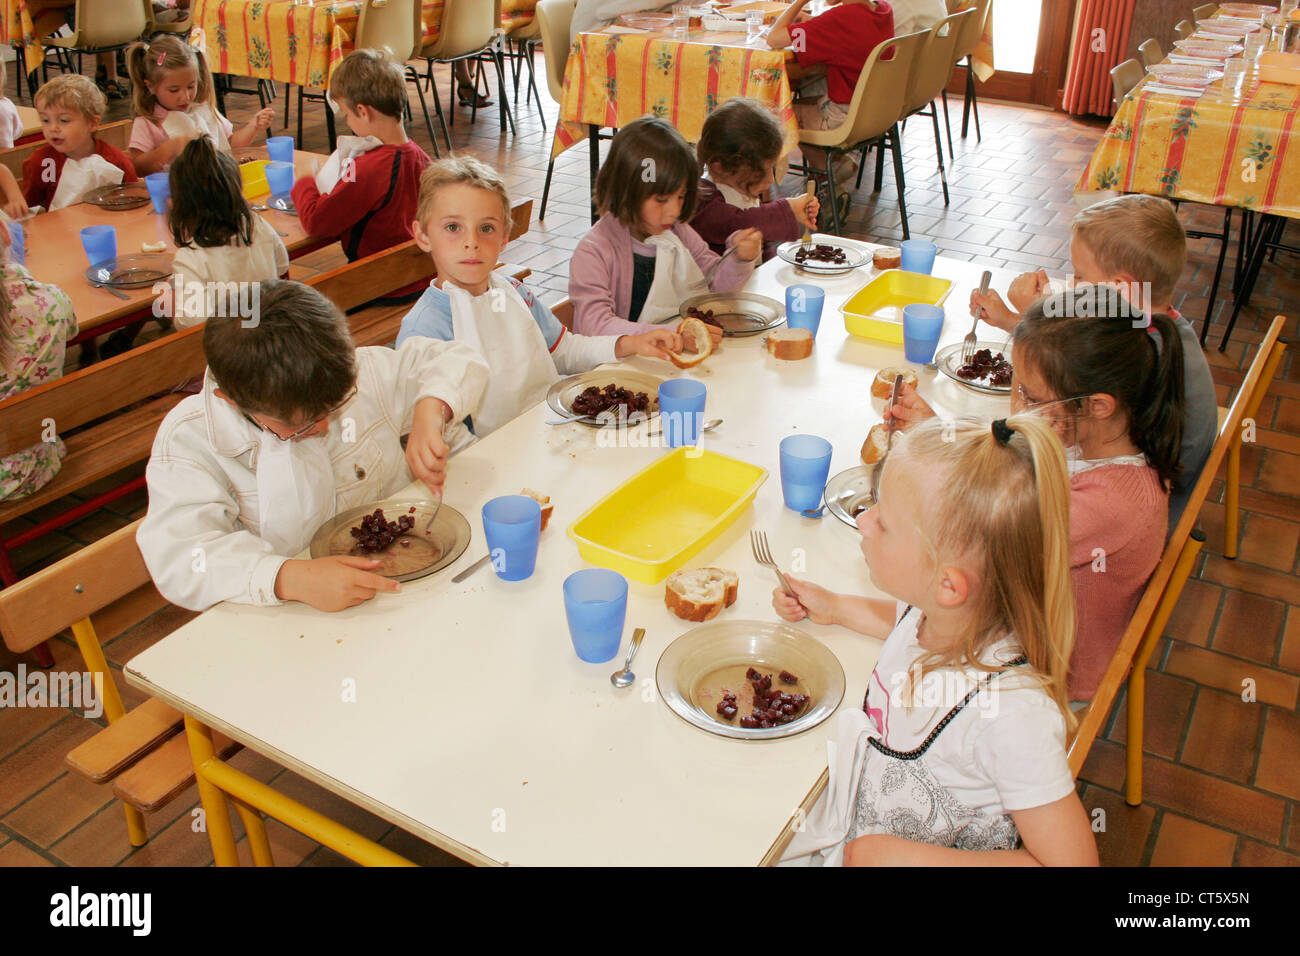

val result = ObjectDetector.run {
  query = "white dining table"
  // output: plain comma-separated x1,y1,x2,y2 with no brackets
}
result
124,242,1018,866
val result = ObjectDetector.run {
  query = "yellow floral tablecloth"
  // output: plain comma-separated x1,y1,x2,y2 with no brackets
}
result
3,0,71,76
1077,69,1300,219
554,28,797,158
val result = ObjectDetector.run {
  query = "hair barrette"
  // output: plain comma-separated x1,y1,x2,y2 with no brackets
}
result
157,52,167,66
991,419,1015,445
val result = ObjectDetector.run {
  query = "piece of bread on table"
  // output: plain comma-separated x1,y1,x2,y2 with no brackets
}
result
872,246,901,270
860,423,891,465
765,327,813,360
665,567,739,622
521,488,552,532
871,367,917,399
667,316,714,369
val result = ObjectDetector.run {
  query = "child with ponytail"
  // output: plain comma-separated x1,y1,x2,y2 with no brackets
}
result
126,35,274,176
774,414,1097,866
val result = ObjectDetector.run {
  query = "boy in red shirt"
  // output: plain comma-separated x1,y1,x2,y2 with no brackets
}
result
23,74,138,210
291,50,431,268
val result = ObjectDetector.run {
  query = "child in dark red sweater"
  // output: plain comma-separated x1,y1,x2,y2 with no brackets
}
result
291,50,431,266
691,98,818,262
23,74,137,211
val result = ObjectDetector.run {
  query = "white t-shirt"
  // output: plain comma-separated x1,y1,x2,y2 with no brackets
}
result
890,0,949,37
861,604,1075,818
169,217,290,328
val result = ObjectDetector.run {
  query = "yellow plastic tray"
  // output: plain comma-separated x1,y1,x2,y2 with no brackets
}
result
239,160,269,199
841,270,953,344
567,448,768,584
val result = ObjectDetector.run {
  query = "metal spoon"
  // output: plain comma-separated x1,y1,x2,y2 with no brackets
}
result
422,495,442,536
610,627,646,688
92,282,130,300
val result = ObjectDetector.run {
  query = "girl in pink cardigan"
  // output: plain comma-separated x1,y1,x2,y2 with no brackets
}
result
570,117,761,338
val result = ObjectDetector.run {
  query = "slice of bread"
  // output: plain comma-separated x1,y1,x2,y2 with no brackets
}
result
860,423,890,465
667,316,714,369
765,327,814,360
665,567,739,622
520,488,553,532
872,246,901,270
871,366,917,399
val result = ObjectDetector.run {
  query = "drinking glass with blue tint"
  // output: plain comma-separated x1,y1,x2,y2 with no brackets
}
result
145,173,170,214
563,568,628,663
658,380,707,448
903,303,945,364
779,434,833,513
785,284,825,336
482,495,542,581
80,225,117,266
899,239,937,275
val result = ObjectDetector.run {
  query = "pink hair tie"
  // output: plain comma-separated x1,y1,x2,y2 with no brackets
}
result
157,52,167,66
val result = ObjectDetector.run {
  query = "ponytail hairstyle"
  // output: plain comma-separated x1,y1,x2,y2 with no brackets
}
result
1012,285,1185,489
167,136,254,249
890,414,1076,727
126,34,216,123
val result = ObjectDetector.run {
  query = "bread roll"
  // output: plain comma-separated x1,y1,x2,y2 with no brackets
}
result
521,488,552,532
873,246,901,270
665,568,739,622
871,367,917,399
765,328,814,360
860,423,891,465
667,316,714,369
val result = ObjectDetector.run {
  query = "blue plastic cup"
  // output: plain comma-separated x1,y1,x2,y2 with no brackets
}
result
266,135,295,164
779,434,833,513
482,495,542,582
563,568,628,663
6,221,24,266
79,224,117,266
657,379,706,448
265,161,296,199
899,239,938,275
785,284,825,336
903,303,945,364
145,172,170,214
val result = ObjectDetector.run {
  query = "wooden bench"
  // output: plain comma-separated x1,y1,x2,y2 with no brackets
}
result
0,119,131,184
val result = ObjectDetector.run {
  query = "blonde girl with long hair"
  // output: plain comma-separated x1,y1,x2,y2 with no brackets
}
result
125,35,273,176
773,414,1098,866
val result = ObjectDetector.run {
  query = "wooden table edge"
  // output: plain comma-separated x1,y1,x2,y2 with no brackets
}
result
758,768,828,866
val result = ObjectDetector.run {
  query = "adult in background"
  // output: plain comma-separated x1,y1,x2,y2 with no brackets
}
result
890,0,948,36
571,0,676,42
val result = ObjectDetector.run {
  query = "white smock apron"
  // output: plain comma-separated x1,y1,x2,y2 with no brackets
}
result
445,274,558,437
636,230,710,325
49,154,125,210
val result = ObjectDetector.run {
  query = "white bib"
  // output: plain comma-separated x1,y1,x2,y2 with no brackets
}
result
161,103,231,153
253,428,337,556
445,274,558,437
637,230,710,325
50,154,124,211
314,135,383,194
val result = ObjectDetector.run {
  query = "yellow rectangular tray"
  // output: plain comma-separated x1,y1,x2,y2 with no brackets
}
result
567,448,768,584
841,269,953,344
239,160,269,199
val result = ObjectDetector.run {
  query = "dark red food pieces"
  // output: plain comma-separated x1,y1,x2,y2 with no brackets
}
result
956,348,1013,387
780,670,799,684
727,669,811,728
793,243,848,265
349,508,415,553
686,305,722,328
716,689,739,720
571,383,652,417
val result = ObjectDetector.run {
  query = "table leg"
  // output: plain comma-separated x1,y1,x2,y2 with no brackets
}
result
589,125,600,224
184,716,240,867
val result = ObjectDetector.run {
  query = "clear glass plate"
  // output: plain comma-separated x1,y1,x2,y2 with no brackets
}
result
309,499,470,583
934,340,1014,394
80,183,151,210
824,465,875,529
84,253,174,289
656,619,846,740
775,234,871,275
680,290,784,336
546,369,664,426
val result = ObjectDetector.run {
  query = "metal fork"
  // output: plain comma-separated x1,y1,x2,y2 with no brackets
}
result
750,530,796,599
800,179,815,249
962,270,993,362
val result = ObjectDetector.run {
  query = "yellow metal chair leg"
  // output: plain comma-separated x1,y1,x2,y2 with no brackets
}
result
124,805,148,847
231,798,276,867
1126,532,1204,806
1224,441,1241,559
185,716,241,866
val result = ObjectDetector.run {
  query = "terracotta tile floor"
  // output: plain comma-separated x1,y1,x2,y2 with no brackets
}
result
1,54,1297,867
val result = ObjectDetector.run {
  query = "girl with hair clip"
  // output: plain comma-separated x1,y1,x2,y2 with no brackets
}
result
773,414,1098,866
167,137,289,329
569,116,761,339
886,285,1186,702
126,35,274,177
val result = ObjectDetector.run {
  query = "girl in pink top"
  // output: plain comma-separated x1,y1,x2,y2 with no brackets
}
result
125,36,273,177
569,117,761,339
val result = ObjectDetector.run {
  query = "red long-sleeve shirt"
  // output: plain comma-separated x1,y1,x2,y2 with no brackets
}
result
291,141,430,261
21,139,137,209
690,178,801,261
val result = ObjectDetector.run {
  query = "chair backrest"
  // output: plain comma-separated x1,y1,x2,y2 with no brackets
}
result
0,119,131,182
1173,19,1194,40
905,8,975,114
535,0,576,104
1192,3,1218,21
0,520,149,654
74,0,149,48
357,0,424,63
1110,58,1144,106
1066,314,1287,774
1138,37,1163,69
423,0,499,60
952,0,991,61
828,30,928,149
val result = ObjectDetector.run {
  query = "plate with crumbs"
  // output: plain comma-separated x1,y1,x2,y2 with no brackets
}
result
934,341,1014,394
824,465,875,529
656,619,845,740
776,234,871,275
80,182,151,210
309,499,470,583
84,254,173,289
679,291,784,336
546,369,663,426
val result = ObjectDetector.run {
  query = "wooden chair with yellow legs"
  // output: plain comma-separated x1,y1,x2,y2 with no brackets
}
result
1222,316,1287,560
1067,314,1288,803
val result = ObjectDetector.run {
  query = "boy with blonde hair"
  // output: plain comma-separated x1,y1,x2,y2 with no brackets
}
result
396,157,682,437
137,280,487,612
966,194,1216,524
23,73,137,211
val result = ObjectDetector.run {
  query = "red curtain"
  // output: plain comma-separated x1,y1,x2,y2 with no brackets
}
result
1061,0,1136,116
